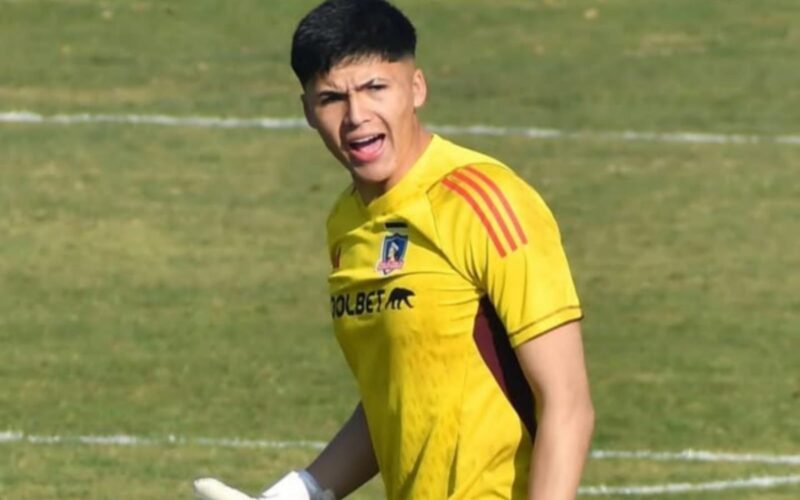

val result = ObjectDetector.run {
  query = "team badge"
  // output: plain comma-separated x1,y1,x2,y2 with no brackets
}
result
376,233,408,275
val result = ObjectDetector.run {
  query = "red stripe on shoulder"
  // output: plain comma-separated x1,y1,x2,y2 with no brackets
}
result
442,178,507,257
452,169,518,252
464,166,528,245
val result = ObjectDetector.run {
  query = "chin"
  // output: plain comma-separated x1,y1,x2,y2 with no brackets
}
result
352,171,391,187
349,160,394,183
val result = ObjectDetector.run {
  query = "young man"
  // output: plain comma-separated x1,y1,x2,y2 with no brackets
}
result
195,0,593,498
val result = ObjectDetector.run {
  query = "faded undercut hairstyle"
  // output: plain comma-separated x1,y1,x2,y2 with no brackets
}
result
291,0,417,86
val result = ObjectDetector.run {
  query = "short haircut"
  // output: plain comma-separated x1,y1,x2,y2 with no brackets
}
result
291,0,417,86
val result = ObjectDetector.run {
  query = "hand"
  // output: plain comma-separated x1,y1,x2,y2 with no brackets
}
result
194,478,255,500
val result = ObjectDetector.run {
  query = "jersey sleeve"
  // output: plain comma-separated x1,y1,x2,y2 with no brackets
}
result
433,163,583,347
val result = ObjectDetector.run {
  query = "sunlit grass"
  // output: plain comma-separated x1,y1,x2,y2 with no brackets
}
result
1,0,799,498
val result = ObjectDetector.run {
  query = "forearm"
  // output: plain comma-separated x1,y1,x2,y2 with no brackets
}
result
306,403,379,498
528,399,594,500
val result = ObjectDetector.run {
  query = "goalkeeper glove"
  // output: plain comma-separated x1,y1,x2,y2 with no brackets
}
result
193,471,335,500
259,470,335,500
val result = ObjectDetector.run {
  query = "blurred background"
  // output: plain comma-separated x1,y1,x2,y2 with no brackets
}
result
1,0,798,498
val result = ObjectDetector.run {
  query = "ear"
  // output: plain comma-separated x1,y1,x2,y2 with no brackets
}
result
411,68,428,109
301,94,318,130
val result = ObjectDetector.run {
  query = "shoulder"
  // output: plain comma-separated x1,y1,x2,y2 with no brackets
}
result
428,136,505,174
427,161,541,224
428,161,559,261
435,162,524,194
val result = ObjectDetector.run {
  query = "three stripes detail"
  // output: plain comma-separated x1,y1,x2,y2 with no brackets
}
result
442,166,527,257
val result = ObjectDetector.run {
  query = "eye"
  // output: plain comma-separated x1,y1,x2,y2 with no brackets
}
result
368,83,387,92
319,93,345,105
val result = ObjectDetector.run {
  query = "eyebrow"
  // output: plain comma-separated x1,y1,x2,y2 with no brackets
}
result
355,78,387,90
316,77,388,98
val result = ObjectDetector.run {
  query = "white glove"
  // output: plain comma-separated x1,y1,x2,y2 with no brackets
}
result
258,471,336,500
193,471,335,500
193,477,255,500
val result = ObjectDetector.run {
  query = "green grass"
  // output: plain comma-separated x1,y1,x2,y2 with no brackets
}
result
1,0,799,498
3,0,800,132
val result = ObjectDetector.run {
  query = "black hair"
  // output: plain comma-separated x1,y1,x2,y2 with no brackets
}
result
291,0,417,86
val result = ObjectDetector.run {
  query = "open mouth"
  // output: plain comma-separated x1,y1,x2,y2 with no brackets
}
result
347,134,386,163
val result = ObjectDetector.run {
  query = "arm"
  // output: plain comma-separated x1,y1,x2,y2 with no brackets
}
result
306,403,379,498
515,321,594,500
194,404,378,500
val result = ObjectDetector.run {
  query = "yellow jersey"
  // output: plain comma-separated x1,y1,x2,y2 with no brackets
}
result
327,135,582,499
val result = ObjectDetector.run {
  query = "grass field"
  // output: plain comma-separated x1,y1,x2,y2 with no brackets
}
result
1,0,799,498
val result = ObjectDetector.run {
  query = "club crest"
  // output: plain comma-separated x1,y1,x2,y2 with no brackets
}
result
376,233,408,275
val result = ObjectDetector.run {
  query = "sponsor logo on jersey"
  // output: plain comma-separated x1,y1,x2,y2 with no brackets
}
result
330,287,415,318
385,288,415,310
376,232,408,276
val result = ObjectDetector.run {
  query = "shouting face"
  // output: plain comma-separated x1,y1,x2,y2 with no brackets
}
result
302,56,430,203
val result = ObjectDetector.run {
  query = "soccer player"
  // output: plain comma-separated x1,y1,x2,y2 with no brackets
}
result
195,0,594,499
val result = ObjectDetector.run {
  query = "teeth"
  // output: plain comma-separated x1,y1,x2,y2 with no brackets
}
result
351,135,379,145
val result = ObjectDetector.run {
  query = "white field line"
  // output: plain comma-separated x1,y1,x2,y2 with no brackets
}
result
3,430,800,466
590,448,800,466
0,430,326,450
0,110,309,130
2,110,800,146
579,475,800,496
3,431,799,496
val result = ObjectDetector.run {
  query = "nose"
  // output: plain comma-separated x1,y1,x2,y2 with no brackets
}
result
345,94,368,128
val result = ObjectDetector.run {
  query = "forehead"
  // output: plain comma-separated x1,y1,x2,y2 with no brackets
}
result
309,56,415,90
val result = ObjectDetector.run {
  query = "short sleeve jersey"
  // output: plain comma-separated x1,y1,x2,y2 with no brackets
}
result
327,135,582,500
